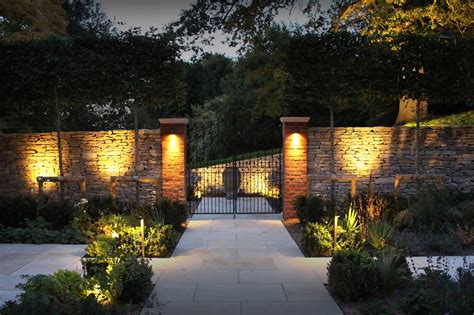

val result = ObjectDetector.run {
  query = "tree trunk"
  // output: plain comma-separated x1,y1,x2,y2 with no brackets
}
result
395,96,428,125
415,100,420,175
329,106,337,252
53,82,65,202
134,102,140,205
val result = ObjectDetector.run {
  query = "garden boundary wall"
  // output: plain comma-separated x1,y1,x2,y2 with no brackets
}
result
0,126,186,205
307,126,474,200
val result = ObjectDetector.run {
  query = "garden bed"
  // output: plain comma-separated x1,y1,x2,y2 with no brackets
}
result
0,194,188,313
284,186,474,314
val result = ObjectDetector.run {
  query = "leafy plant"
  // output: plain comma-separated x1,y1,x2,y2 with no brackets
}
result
37,199,75,230
85,216,176,259
85,257,153,305
302,222,334,257
337,206,364,250
303,209,364,257
294,194,327,223
86,235,118,262
360,300,395,315
393,231,462,256
402,258,474,314
392,209,413,230
367,220,393,250
327,249,379,301
0,218,86,244
0,194,37,228
0,270,104,315
154,198,187,229
405,186,458,232
376,248,411,295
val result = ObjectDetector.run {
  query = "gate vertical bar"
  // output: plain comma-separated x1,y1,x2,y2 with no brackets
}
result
232,114,236,219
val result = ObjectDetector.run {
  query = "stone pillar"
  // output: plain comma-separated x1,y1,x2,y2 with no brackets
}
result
159,118,188,203
280,117,310,220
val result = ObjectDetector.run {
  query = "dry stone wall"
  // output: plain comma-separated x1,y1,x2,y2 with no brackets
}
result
0,130,161,204
308,126,474,199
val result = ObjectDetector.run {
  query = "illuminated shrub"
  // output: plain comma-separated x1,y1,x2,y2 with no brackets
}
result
0,270,104,315
328,249,379,301
303,222,334,256
367,220,394,250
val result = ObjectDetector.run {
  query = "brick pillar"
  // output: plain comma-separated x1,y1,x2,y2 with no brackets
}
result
280,117,310,220
159,118,188,203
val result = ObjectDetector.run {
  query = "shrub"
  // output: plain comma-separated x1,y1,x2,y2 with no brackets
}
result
402,259,474,315
450,266,474,314
393,231,462,255
85,257,153,305
109,257,153,304
327,249,379,301
37,199,75,230
85,197,119,219
117,224,176,257
303,208,364,257
85,217,176,259
392,209,413,230
0,218,86,244
0,194,37,228
96,214,136,236
0,270,104,315
401,269,453,314
338,206,363,250
367,220,393,250
405,186,459,232
375,248,411,295
154,198,187,229
360,300,395,315
294,194,327,223
302,222,334,257
86,235,118,261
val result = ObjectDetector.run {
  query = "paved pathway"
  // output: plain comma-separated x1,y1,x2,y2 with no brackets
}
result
0,244,85,305
142,214,342,315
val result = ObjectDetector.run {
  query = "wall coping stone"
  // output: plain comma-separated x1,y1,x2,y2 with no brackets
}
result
159,118,189,125
280,117,310,123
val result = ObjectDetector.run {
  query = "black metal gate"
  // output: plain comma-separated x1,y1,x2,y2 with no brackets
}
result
187,117,282,215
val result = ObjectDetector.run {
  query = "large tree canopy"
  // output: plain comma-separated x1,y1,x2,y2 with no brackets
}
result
173,0,320,50
339,0,474,37
0,0,67,41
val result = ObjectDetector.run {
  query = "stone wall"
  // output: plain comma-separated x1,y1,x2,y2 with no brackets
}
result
0,130,161,204
308,126,474,199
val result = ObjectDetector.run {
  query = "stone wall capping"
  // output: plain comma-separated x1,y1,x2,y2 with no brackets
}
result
159,118,189,125
280,117,310,123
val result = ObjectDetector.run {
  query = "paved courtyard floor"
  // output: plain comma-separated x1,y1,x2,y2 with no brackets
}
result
0,244,85,305
142,214,342,315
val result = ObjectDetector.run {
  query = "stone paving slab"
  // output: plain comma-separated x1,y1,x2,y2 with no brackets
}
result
241,301,344,315
143,215,343,315
142,302,241,315
194,284,287,302
0,244,86,306
238,270,321,284
158,270,239,284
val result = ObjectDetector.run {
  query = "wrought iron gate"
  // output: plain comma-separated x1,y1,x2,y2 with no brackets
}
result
187,117,282,215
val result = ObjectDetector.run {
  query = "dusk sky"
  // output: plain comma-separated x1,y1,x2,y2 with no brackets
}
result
98,0,329,59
